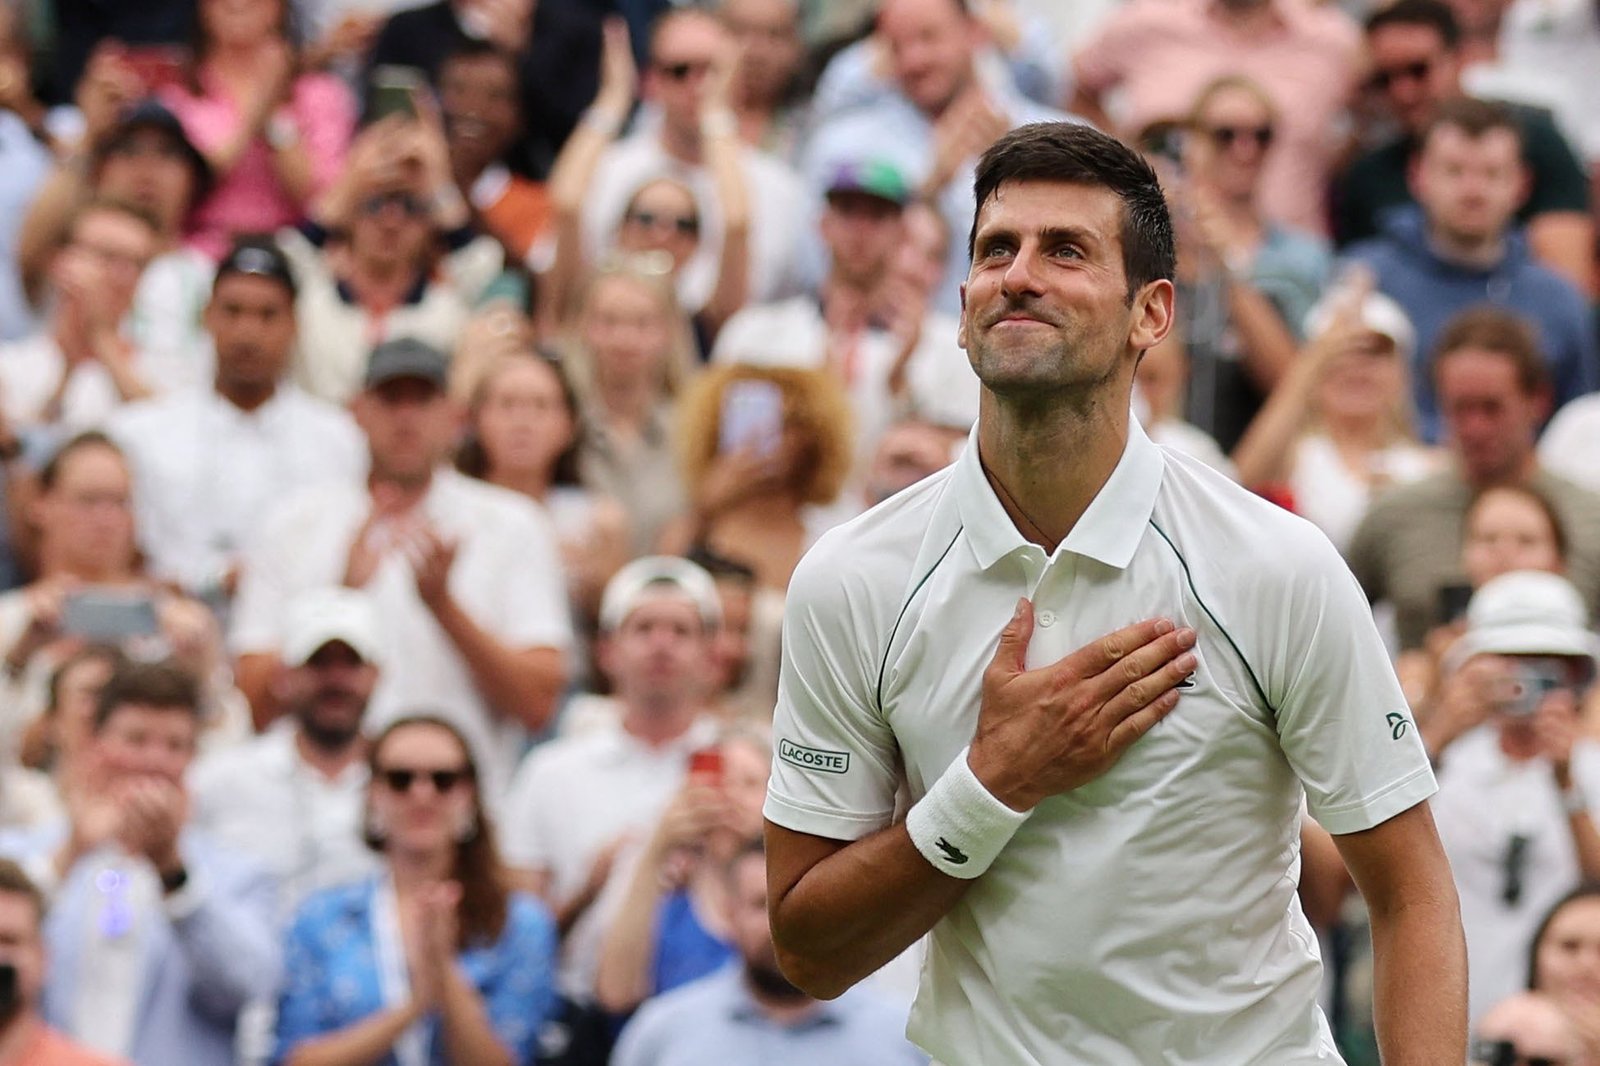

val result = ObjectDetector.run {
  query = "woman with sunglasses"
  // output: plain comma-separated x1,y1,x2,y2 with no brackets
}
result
160,0,354,261
274,714,556,1066
538,18,749,352
1158,75,1333,453
279,109,505,403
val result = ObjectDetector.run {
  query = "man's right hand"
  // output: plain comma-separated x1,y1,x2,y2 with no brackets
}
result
968,600,1196,812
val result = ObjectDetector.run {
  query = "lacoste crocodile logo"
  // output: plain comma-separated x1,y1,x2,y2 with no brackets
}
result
934,837,969,865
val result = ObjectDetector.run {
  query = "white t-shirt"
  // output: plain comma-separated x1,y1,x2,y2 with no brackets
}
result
230,468,573,798
580,134,808,312
1538,392,1600,493
1288,434,1439,554
498,716,720,998
1432,726,1600,1027
106,385,365,591
125,246,215,391
765,421,1437,1065
189,722,376,916
0,332,147,432
712,296,980,462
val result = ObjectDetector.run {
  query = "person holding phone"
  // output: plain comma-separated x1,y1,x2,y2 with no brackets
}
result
159,0,354,260
593,725,772,1015
1425,570,1600,1029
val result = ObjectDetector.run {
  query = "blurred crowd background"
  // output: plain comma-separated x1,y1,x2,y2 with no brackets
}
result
0,0,1585,1063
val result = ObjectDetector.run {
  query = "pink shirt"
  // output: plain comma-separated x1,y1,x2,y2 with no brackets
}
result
163,70,354,261
1075,0,1360,234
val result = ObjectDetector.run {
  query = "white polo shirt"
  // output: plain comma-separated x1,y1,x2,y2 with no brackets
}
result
765,420,1437,1065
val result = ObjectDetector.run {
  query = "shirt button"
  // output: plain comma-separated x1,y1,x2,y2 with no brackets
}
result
1037,610,1057,627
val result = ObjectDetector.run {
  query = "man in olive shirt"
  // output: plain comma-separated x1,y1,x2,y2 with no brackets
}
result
1345,307,1600,650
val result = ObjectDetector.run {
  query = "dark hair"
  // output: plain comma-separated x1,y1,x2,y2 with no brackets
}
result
186,0,300,94
1464,482,1569,564
1431,307,1549,396
37,431,126,493
968,122,1175,301
685,545,757,587
0,859,44,922
364,715,510,949
1365,0,1460,49
1527,884,1600,990
93,659,202,732
47,644,127,714
456,349,583,487
440,37,520,82
1423,96,1523,151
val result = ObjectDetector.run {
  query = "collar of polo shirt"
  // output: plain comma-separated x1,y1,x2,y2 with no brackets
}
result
953,418,1166,571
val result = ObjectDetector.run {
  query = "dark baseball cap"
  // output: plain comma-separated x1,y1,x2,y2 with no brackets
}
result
825,158,911,208
215,237,296,297
363,337,449,391
96,98,213,196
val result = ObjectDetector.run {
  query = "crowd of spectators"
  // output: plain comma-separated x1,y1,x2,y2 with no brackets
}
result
0,0,1585,1064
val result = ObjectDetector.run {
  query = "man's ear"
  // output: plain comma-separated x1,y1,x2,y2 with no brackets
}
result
1129,278,1175,355
957,282,970,351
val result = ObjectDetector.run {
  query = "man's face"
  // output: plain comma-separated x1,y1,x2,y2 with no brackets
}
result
353,377,458,484
1367,23,1460,135
960,180,1170,403
0,893,43,1017
59,209,157,323
725,850,806,998
879,0,974,115
97,129,195,236
205,273,295,395
440,52,521,174
1413,126,1526,246
647,14,729,138
820,192,904,288
601,594,713,706
721,0,802,102
1435,347,1544,484
289,641,376,750
93,704,198,786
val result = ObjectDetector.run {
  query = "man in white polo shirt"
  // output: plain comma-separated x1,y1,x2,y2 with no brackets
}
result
764,122,1467,1064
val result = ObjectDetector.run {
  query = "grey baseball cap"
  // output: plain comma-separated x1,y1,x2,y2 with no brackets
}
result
363,337,449,391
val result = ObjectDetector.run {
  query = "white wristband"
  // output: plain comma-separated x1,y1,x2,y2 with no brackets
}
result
906,746,1031,879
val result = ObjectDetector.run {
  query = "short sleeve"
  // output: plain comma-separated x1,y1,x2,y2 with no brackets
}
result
763,543,902,841
1267,531,1437,835
497,749,558,870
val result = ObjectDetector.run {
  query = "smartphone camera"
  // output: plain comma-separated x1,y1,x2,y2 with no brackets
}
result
1495,658,1571,719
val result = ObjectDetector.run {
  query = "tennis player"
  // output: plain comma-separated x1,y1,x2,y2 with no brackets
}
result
763,121,1466,1064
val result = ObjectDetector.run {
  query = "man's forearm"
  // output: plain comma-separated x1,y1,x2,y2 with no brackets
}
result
1369,889,1467,1065
429,595,565,731
766,821,968,1001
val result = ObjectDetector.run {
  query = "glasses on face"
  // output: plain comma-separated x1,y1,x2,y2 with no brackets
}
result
1369,58,1433,92
624,208,700,237
1206,124,1274,151
358,192,426,219
1471,1036,1567,1066
655,59,713,81
72,240,150,275
378,766,472,794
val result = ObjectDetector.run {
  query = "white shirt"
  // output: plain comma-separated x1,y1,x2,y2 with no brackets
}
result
125,247,215,392
106,384,365,591
1432,726,1600,1027
498,715,720,998
765,421,1436,1065
712,297,980,462
231,469,573,798
580,133,808,312
1288,434,1439,554
74,849,160,1057
189,722,376,915
0,332,147,432
1539,391,1600,492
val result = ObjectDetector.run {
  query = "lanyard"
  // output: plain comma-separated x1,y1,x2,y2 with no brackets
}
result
372,874,429,1066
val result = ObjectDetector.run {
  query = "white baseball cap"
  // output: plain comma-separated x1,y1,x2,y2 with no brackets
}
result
598,556,722,633
1443,570,1600,673
282,587,385,667
1304,291,1417,362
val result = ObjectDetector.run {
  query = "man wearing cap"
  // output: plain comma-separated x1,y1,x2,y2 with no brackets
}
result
713,159,977,466
106,236,363,603
1423,570,1600,1026
499,557,722,1039
17,99,214,385
191,587,382,913
231,337,571,797
801,0,1069,315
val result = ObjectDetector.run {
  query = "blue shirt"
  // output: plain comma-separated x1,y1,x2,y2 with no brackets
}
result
0,111,52,340
652,890,733,997
273,877,558,1066
612,964,928,1066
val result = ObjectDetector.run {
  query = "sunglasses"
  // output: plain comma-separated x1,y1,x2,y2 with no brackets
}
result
1471,1036,1566,1066
1206,125,1274,150
378,766,472,794
656,59,713,81
1369,59,1433,92
624,209,700,237
358,192,426,218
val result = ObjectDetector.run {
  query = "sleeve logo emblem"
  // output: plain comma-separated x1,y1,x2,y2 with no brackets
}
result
1386,712,1411,740
778,739,851,774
